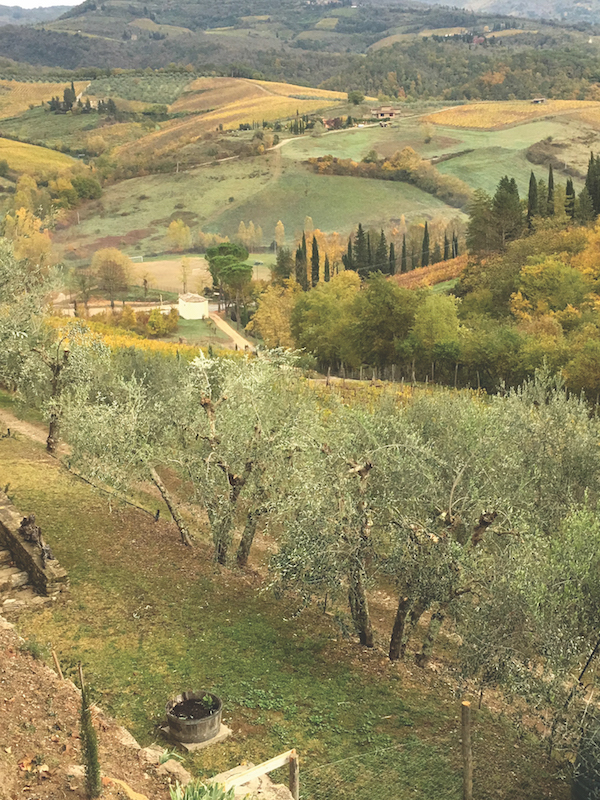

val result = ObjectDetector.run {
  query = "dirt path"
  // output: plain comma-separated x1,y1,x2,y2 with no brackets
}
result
0,409,47,447
210,312,255,351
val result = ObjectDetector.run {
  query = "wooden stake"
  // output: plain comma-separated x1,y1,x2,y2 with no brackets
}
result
461,701,473,800
289,749,300,800
51,648,64,681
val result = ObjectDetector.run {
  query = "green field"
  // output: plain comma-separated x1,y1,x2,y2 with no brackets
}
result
58,152,463,260
55,107,597,262
283,115,585,195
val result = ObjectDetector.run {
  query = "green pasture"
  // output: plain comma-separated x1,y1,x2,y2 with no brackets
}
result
66,154,462,258
282,115,586,195
0,106,101,150
0,428,570,800
208,160,464,237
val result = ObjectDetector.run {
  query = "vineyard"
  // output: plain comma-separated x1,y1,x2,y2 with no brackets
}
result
425,100,599,130
0,79,89,120
0,137,77,178
119,78,346,159
393,255,467,289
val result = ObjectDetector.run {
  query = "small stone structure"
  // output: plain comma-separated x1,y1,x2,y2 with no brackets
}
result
178,293,209,320
0,490,69,598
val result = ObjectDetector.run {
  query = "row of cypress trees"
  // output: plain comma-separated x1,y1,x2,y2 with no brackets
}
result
342,223,459,277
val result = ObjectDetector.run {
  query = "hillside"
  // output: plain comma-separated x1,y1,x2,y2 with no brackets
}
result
418,0,600,25
0,5,70,26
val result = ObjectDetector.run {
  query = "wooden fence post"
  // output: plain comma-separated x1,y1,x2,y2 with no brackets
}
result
51,648,64,680
289,749,300,800
462,700,473,800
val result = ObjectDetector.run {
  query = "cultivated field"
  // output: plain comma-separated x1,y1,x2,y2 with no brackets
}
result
0,136,77,178
425,100,600,130
118,78,347,159
129,18,193,36
0,79,89,120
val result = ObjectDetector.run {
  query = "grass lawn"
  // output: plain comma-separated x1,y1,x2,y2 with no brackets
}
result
166,317,230,344
0,430,570,800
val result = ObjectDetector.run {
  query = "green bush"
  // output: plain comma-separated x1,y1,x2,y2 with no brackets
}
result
169,781,235,800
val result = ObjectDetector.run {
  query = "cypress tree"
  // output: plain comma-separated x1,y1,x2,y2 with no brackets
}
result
443,233,450,261
80,683,101,798
547,164,555,216
301,232,307,261
342,236,354,270
565,177,576,220
324,254,330,281
452,232,459,258
421,222,430,267
401,234,407,273
389,242,396,275
311,235,320,287
375,229,388,273
367,231,373,268
354,223,369,278
527,171,538,228
432,241,442,264
585,151,600,215
295,245,308,290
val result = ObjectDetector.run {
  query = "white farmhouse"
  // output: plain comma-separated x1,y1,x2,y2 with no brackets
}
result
178,293,209,320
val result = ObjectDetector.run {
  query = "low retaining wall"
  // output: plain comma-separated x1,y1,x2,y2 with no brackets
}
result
0,491,69,597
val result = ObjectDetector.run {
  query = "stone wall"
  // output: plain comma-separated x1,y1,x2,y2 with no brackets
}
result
0,491,69,597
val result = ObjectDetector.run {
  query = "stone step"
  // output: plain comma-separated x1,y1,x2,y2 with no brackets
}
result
0,566,29,592
0,549,13,567
1,586,51,614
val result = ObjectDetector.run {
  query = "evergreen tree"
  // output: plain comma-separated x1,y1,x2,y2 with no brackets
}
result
432,241,442,264
273,247,294,283
367,231,373,269
311,235,320,287
565,177,576,220
527,171,538,229
295,245,308,290
492,176,524,249
453,232,459,258
537,179,548,218
585,151,600,216
577,186,595,223
342,236,354,270
389,241,396,275
401,234,407,273
354,223,369,278
547,164,555,216
421,222,430,267
375,229,388,273
301,232,307,261
443,233,450,261
80,683,101,798
324,254,330,282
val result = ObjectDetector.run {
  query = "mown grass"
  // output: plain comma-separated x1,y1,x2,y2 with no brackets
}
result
0,429,570,800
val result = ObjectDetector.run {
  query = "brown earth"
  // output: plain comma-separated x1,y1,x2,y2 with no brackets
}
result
0,618,172,800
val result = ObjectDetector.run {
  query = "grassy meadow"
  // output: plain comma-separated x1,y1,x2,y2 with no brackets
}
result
0,423,571,800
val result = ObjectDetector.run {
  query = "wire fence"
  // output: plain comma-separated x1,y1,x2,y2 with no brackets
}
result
298,736,462,800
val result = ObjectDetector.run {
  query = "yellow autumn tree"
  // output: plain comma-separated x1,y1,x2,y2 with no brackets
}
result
275,220,285,248
166,219,191,252
4,207,53,268
246,279,300,348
